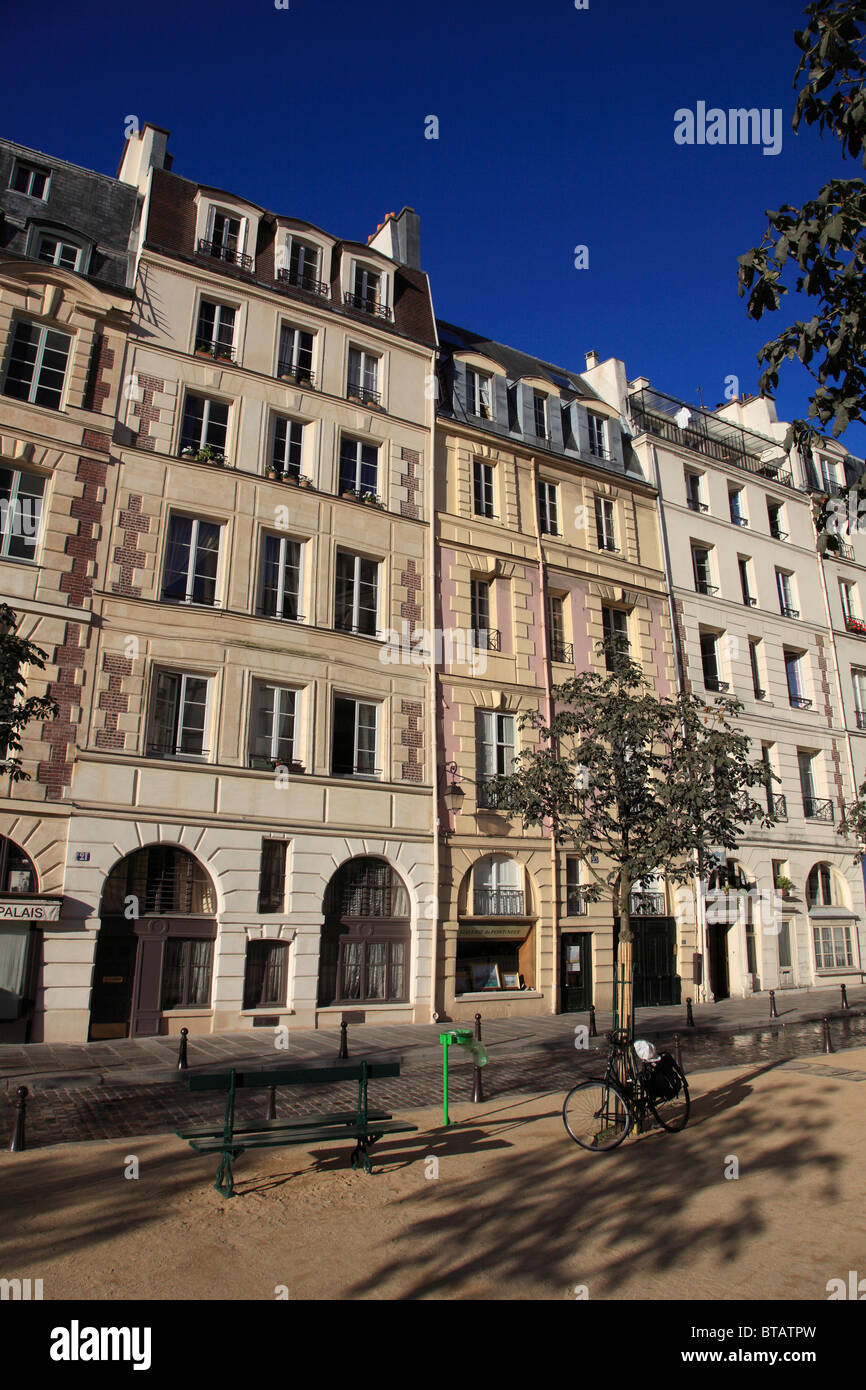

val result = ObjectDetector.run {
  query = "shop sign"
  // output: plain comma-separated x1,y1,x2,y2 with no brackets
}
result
458,922,528,940
0,899,62,922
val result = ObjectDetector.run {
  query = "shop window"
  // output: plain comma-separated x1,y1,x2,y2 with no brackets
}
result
0,836,37,894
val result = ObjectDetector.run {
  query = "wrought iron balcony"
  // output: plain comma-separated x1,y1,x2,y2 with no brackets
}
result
477,779,509,811
629,891,665,916
629,388,799,491
695,581,718,595
193,338,235,362
588,443,615,463
803,796,834,822
248,754,305,773
753,687,767,700
743,595,757,606
856,711,866,730
789,695,813,709
343,291,392,320
731,515,749,527
346,383,381,405
276,360,315,386
197,238,252,271
769,529,789,541
597,536,619,552
549,639,574,664
276,267,329,298
472,888,525,916
565,888,588,916
767,793,788,820
703,676,730,692
471,627,501,651
147,743,210,760
687,498,708,512
838,541,855,560
780,605,800,619
255,605,304,623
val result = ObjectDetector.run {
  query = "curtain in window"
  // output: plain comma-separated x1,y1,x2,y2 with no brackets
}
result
388,941,405,998
0,925,30,996
188,940,213,1005
191,522,220,604
163,517,192,600
340,942,362,999
366,942,386,999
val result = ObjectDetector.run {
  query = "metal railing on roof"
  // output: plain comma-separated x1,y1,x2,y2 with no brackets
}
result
629,387,798,491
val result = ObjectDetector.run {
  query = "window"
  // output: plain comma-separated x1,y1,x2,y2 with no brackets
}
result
763,746,780,815
767,500,786,540
471,578,499,649
473,856,523,916
244,941,289,1007
353,264,381,309
284,238,321,292
331,697,378,776
729,488,747,525
692,545,715,595
537,480,559,534
533,392,548,439
10,162,49,198
700,631,726,691
251,684,296,768
601,606,629,670
207,210,243,263
0,468,44,560
36,234,84,271
161,939,213,1009
852,669,866,728
739,558,755,606
466,369,492,420
0,836,37,894
840,581,861,633
785,649,810,708
180,394,229,457
4,320,72,410
258,533,302,620
798,751,831,819
334,550,379,636
277,323,314,381
587,413,608,459
473,459,495,517
813,922,853,969
347,346,380,404
476,711,516,807
101,845,215,915
162,515,221,606
270,416,304,479
195,301,235,359
319,859,409,1005
776,569,798,618
565,857,587,915
257,840,288,914
547,593,571,663
595,497,616,551
685,472,705,512
807,863,837,909
339,436,378,497
818,455,840,493
149,671,210,758
749,639,765,699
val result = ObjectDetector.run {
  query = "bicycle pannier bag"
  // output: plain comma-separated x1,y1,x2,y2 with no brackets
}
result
646,1052,681,1102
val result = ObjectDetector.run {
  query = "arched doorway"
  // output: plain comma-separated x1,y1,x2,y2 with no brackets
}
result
90,845,217,1039
317,858,410,1006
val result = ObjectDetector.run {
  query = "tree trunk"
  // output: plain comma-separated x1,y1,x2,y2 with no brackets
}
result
615,876,634,1041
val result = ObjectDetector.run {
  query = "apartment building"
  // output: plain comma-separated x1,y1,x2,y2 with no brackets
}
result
0,137,139,1040
584,359,866,1000
434,329,678,1020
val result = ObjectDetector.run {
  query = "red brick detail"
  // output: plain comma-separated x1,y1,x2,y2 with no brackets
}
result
82,429,112,451
112,494,151,597
131,375,165,452
37,623,86,800
400,698,424,782
96,651,132,750
58,456,108,607
399,558,422,624
84,335,116,414
400,446,421,520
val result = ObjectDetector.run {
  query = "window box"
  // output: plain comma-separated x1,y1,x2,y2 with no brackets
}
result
277,364,315,387
181,445,226,466
362,492,383,507
194,342,234,362
341,487,362,500
846,616,866,635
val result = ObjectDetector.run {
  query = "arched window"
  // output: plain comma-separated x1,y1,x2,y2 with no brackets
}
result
0,837,37,894
473,856,524,916
807,863,844,909
101,845,216,916
318,858,410,1005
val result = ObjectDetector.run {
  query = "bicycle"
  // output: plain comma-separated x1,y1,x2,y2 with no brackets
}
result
562,1029,690,1152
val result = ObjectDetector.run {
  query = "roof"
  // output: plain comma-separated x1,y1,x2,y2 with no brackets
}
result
436,319,602,400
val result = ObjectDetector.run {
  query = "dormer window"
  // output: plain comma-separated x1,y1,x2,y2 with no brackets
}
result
345,263,391,320
533,392,549,440
588,413,609,460
35,233,86,272
279,238,327,296
199,208,251,270
466,369,492,420
10,162,50,199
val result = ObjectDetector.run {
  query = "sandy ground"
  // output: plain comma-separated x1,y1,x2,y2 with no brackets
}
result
2,1051,865,1301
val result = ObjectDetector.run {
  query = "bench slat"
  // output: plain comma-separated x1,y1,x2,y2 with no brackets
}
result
186,1122,417,1153
177,1110,392,1140
187,1062,401,1092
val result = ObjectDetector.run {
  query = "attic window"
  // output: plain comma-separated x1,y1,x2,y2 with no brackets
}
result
10,162,50,199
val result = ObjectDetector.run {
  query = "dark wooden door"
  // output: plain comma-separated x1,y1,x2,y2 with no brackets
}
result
708,924,730,1000
89,935,138,1039
615,917,681,1007
560,933,592,1012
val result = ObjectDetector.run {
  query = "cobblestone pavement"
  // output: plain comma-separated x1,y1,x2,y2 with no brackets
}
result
4,1013,866,1151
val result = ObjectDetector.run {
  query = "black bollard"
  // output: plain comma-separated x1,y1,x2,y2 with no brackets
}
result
686,998,695,1028
338,1020,349,1060
823,1016,834,1054
588,1004,597,1038
472,1013,484,1103
673,1033,682,1069
177,1027,189,1071
841,984,849,1010
10,1085,27,1152
265,1085,276,1121
769,990,778,1020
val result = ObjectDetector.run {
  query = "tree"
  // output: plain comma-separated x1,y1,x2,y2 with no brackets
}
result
487,654,775,1035
0,604,57,782
737,1,866,443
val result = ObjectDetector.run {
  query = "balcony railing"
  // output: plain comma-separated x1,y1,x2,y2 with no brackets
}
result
695,581,718,595
743,595,757,606
471,627,501,651
343,291,392,320
565,888,588,916
629,388,798,490
346,384,381,405
588,444,615,463
549,639,574,664
780,605,800,619
331,763,382,778
276,267,329,298
255,605,304,622
767,793,788,820
753,687,767,700
276,360,316,386
789,695,812,709
147,743,210,760
248,754,305,773
769,529,789,542
687,498,709,512
472,888,525,916
597,537,619,552
803,796,834,822
197,238,252,271
838,541,856,560
193,338,235,362
703,676,730,692
845,615,866,635
630,891,665,916
477,779,509,811
731,515,749,527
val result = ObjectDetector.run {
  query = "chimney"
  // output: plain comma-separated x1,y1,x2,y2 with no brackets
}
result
117,122,172,190
585,349,599,370
368,206,422,269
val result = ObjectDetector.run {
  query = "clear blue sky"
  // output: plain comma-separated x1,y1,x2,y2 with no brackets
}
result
5,0,863,454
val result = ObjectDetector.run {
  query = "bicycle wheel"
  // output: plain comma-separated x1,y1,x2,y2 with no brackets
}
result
646,1063,691,1132
563,1079,631,1152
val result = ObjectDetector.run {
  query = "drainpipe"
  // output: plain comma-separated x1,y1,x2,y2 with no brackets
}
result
530,456,560,1013
428,344,441,1020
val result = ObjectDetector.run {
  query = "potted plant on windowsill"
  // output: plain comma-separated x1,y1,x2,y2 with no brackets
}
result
297,475,313,488
774,876,794,899
266,466,280,479
341,487,362,500
362,492,381,507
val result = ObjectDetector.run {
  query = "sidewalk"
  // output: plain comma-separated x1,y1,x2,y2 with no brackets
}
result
2,983,864,1090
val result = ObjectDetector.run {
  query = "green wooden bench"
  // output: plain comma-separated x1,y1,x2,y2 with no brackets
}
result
176,1060,417,1197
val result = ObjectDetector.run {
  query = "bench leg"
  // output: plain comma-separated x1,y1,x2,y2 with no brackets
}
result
214,1149,235,1199
350,1134,384,1175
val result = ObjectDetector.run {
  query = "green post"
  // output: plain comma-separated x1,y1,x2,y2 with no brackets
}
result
441,1034,450,1126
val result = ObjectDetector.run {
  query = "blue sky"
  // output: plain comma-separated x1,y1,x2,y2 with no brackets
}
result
4,0,863,454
